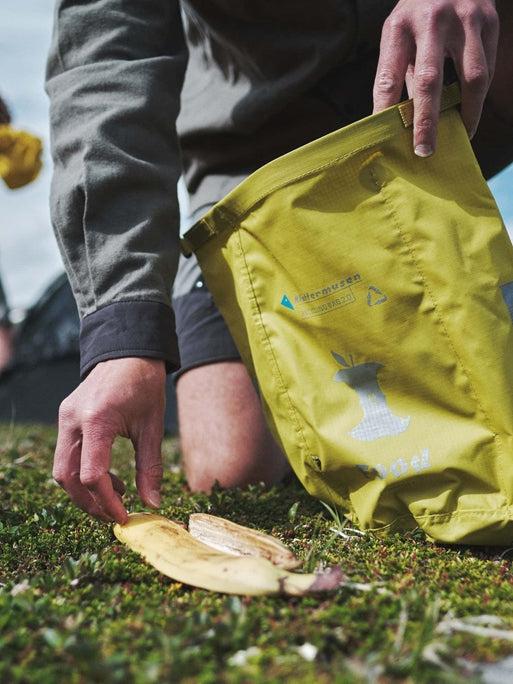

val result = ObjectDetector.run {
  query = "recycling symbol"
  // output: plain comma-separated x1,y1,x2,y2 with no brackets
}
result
367,285,387,306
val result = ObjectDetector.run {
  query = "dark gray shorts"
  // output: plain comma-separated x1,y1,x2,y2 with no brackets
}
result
172,205,240,380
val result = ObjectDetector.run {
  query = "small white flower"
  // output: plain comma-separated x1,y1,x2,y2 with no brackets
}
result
10,579,30,596
297,642,318,662
228,646,261,666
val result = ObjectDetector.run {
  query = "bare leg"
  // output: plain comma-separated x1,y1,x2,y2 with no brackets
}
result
176,360,290,492
0,325,13,372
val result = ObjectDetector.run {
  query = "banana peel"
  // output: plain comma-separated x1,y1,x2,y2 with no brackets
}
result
188,513,301,569
113,512,342,596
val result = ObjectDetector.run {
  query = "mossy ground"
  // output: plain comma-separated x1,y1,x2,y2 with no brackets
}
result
2,423,513,683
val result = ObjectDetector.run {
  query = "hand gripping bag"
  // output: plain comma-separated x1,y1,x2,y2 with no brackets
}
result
181,84,513,545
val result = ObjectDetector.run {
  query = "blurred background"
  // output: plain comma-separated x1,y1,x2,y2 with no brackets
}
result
1,1,62,321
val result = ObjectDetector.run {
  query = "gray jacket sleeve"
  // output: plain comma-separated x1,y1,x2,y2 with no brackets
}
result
45,0,188,377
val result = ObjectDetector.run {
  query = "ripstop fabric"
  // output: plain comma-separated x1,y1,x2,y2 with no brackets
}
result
181,84,513,544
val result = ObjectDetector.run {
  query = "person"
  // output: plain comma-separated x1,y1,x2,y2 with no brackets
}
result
46,0,513,524
0,275,13,373
0,95,16,371
0,94,43,372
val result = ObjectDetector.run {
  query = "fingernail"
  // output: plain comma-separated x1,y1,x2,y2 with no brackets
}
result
414,144,433,158
148,490,161,508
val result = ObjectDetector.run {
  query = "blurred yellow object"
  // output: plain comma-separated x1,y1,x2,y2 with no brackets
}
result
0,124,42,189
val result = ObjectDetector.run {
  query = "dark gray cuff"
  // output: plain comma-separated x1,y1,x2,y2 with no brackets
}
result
80,300,179,378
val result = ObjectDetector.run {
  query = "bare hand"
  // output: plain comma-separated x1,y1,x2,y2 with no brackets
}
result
373,0,499,156
53,357,167,524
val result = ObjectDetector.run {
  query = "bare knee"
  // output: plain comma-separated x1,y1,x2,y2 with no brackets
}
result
176,361,290,492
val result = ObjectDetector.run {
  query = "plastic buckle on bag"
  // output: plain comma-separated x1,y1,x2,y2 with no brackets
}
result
181,219,217,257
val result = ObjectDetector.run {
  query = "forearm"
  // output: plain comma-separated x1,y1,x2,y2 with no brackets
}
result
46,0,188,374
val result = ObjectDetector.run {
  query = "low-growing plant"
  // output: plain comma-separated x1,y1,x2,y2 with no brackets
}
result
2,423,513,682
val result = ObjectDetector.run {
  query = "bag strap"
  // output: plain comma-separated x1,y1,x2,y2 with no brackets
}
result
397,81,460,128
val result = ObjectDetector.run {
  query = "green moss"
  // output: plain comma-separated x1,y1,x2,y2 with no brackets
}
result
1,422,513,682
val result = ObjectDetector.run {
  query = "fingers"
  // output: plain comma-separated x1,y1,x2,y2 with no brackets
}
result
408,30,446,157
53,422,112,521
373,4,445,156
80,426,129,524
52,357,167,525
455,14,498,139
373,11,413,114
134,381,166,510
53,394,128,523
373,0,499,156
135,443,164,511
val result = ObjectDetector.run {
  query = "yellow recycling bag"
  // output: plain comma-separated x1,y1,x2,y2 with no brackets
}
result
181,84,513,545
